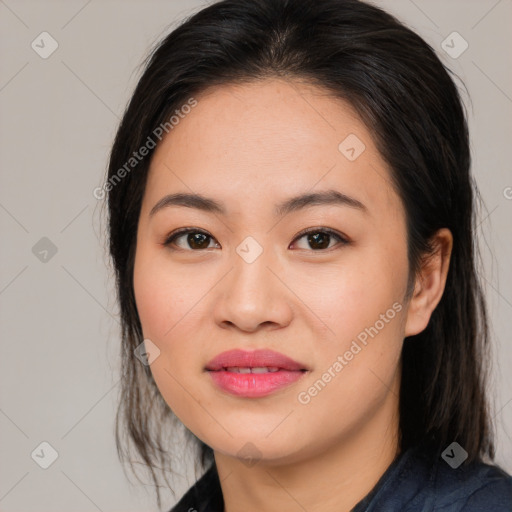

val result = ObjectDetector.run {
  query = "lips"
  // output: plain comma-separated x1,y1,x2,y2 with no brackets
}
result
205,349,307,372
205,349,308,398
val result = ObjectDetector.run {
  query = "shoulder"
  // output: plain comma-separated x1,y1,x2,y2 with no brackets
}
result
428,456,512,511
358,443,512,512
396,444,512,512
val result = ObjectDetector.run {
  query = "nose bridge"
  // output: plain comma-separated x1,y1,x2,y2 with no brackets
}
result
231,235,277,303
212,235,292,331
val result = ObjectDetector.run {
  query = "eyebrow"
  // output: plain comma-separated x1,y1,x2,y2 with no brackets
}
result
149,189,367,218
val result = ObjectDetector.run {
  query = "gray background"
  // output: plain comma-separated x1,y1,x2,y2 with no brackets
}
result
0,0,511,510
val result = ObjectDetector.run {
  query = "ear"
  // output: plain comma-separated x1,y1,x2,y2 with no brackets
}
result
404,228,453,337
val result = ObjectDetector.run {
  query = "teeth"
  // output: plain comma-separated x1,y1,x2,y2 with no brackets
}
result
252,366,277,373
224,366,280,373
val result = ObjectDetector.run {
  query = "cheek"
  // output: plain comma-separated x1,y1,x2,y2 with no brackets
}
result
289,248,406,401
133,270,167,339
294,303,404,444
132,248,211,395
295,343,401,452
133,249,188,339
289,248,406,342
133,258,203,425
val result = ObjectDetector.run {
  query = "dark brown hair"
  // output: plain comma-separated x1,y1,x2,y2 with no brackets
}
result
101,0,495,507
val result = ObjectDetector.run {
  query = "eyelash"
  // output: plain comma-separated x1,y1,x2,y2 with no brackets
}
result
162,227,349,252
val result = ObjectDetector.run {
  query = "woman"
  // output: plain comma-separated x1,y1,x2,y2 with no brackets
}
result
104,0,512,510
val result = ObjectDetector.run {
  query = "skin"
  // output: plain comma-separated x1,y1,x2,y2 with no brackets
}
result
133,78,452,512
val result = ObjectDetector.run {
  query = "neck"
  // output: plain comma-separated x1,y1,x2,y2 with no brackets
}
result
214,386,401,512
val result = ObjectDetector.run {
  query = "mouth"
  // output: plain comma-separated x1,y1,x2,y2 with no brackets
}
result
205,349,309,398
205,348,308,372
211,366,287,373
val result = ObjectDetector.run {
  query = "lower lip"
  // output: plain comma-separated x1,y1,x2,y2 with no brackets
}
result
207,369,306,398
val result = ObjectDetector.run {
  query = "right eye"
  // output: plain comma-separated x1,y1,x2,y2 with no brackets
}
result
163,228,220,251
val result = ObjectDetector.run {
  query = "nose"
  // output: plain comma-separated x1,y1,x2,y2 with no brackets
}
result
212,243,294,333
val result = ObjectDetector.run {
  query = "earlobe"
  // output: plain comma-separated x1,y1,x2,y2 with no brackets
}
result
404,228,453,337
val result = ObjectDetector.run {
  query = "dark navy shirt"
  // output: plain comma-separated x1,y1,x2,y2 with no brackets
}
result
170,443,512,511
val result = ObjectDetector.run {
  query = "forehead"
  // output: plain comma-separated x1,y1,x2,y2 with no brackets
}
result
143,78,400,220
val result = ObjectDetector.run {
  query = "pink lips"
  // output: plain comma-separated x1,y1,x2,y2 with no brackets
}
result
205,349,308,398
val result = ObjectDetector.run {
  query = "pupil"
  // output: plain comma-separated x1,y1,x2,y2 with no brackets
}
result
189,233,208,249
308,232,329,250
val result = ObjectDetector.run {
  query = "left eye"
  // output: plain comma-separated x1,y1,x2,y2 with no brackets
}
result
163,228,348,251
291,228,348,251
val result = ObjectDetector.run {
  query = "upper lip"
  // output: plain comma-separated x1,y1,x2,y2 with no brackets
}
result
205,349,308,371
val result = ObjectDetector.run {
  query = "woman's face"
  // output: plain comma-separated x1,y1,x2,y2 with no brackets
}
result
133,78,412,464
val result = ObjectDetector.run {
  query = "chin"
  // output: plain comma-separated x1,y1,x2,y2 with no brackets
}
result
208,432,310,466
